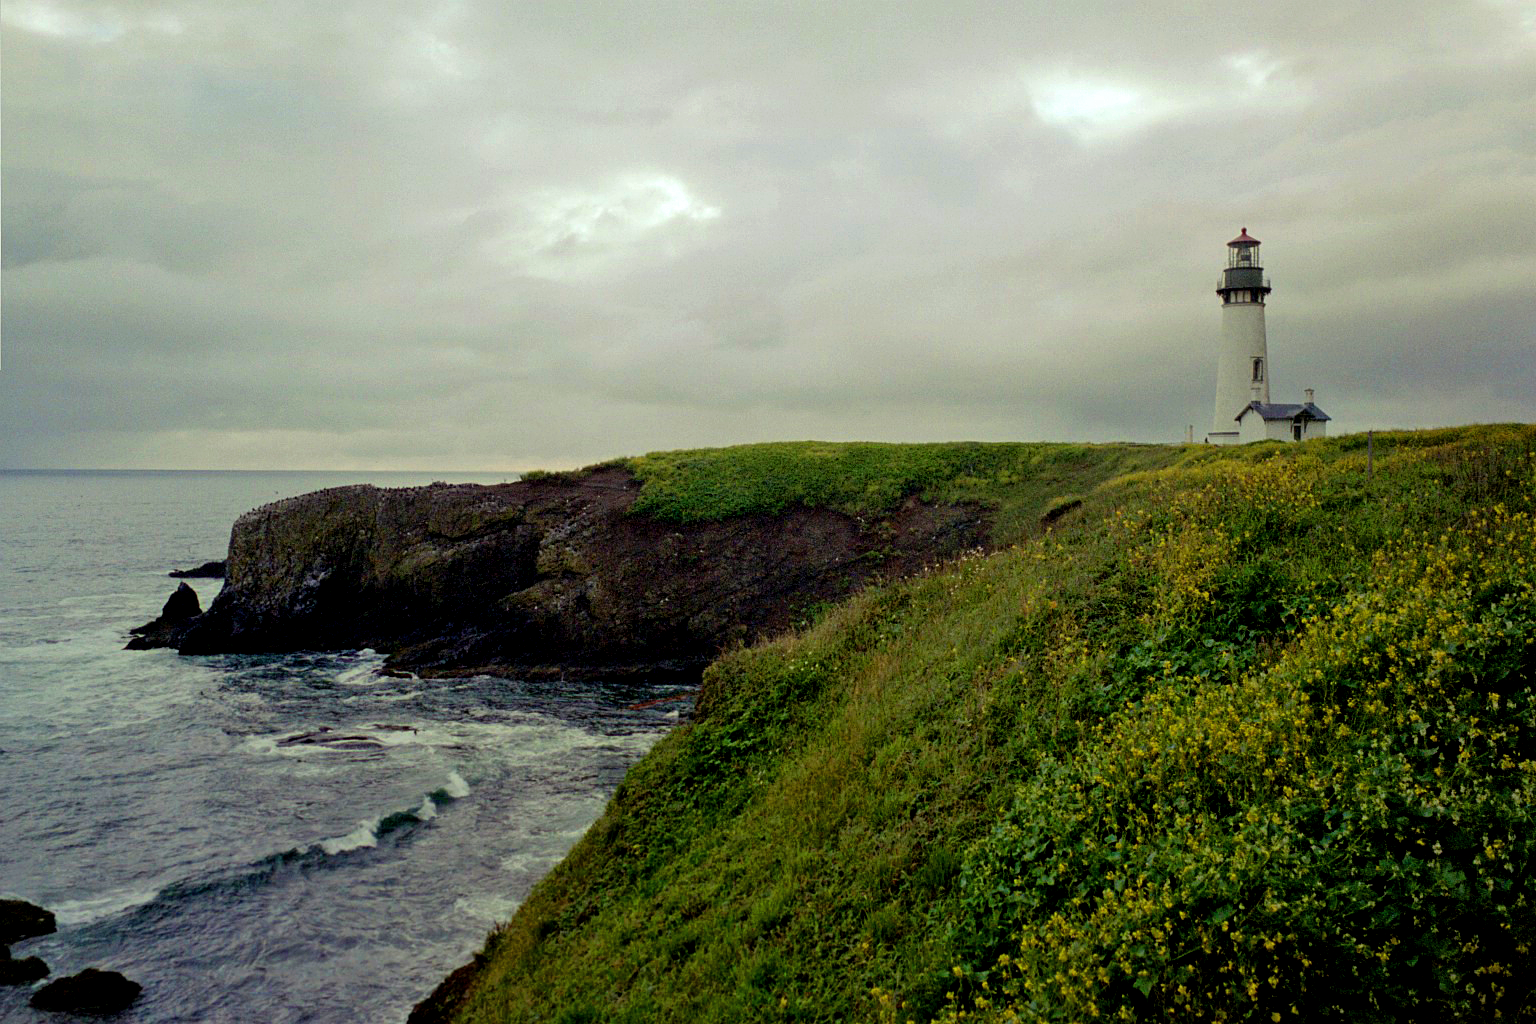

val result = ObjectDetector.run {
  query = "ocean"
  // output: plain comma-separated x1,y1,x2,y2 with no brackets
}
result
0,470,692,1023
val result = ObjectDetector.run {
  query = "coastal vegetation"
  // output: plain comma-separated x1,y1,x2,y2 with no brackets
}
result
624,440,1180,540
430,425,1535,1023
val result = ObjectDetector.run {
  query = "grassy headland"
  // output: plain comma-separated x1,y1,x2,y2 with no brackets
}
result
623,440,1179,541
440,426,1535,1023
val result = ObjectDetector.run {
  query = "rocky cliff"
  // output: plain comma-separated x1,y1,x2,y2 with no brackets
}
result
138,467,990,678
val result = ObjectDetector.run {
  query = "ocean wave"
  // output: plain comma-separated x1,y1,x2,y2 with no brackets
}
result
314,771,469,856
334,659,386,687
50,886,162,926
318,821,380,855
442,770,471,799
51,770,478,930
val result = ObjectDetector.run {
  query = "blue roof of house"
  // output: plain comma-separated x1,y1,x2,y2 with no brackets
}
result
1234,402,1332,423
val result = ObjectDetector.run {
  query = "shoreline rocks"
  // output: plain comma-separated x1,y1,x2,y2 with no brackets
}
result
0,899,55,946
125,581,203,651
1,900,55,988
127,468,993,678
169,560,226,579
30,968,141,1015
0,949,50,985
0,901,141,1013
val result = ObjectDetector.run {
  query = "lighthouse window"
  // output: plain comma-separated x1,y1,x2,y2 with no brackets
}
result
1252,357,1264,382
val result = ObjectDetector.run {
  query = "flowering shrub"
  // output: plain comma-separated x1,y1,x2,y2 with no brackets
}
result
947,498,1535,1020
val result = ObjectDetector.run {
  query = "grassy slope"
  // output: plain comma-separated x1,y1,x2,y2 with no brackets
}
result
623,440,1181,542
450,426,1536,1024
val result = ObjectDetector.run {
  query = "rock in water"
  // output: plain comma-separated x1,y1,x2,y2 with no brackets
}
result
0,899,56,945
29,969,141,1015
0,949,50,985
159,581,202,622
126,582,204,650
169,559,226,578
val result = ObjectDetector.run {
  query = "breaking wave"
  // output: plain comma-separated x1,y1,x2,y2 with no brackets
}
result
49,772,474,930
312,771,470,856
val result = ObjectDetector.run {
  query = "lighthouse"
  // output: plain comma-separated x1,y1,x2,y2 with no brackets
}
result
1204,228,1329,444
1207,228,1270,443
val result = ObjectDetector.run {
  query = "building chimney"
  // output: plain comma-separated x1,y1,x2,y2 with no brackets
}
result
1305,388,1314,405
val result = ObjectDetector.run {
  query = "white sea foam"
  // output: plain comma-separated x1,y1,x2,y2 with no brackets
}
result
499,851,537,876
237,722,457,757
429,718,658,766
414,795,438,821
51,886,161,925
453,893,521,924
269,713,650,767
365,724,456,748
237,735,281,756
443,770,470,799
318,820,379,855
498,850,561,876
344,688,422,703
499,819,597,876
237,729,340,757
334,663,385,687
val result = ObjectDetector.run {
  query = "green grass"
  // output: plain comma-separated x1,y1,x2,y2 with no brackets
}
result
623,440,1183,542
447,425,1536,1024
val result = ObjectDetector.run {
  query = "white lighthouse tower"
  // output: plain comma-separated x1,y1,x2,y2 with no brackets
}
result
1207,228,1270,444
1203,228,1330,444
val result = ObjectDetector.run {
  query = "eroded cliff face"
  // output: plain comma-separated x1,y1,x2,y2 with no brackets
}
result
145,467,990,678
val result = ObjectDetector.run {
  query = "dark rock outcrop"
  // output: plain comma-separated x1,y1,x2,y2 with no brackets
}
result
407,958,480,1024
29,968,140,1015
169,560,226,579
0,948,50,985
131,467,991,678
0,900,55,946
125,581,203,650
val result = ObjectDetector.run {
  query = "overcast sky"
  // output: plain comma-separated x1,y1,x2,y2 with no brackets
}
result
3,0,1533,470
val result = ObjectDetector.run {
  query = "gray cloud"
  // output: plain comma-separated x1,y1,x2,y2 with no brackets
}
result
2,0,1533,469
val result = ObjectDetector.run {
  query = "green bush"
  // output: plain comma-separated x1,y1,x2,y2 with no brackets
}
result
950,499,1536,1021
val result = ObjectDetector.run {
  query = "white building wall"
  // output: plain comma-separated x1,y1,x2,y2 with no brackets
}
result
1211,302,1268,437
1237,411,1268,444
1236,412,1328,443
